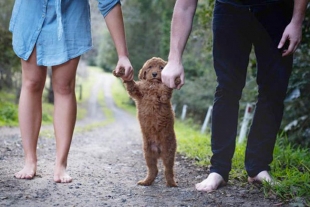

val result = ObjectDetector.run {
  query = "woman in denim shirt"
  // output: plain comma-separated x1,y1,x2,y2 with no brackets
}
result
10,0,133,183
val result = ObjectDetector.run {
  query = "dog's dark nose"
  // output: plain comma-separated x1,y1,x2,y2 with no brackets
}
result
152,72,157,78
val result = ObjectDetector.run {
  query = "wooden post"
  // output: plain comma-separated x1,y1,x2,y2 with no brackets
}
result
172,104,176,112
238,103,255,144
181,104,187,121
201,106,213,134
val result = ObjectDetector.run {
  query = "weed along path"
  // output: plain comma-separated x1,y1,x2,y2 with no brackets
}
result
0,70,286,207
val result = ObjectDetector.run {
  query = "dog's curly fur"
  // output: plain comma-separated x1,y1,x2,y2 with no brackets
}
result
113,57,179,187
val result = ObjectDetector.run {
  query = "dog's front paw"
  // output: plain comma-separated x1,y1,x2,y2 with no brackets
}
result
137,179,153,186
112,67,125,77
175,77,181,86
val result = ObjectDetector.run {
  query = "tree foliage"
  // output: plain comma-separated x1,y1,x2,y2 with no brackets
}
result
93,0,310,147
1,0,308,147
0,0,21,94
0,27,20,92
281,5,310,146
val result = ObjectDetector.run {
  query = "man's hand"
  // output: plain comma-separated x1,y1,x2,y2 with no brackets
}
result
161,60,184,90
277,22,302,56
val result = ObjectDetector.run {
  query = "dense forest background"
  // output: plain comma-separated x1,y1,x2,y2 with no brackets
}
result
0,0,309,147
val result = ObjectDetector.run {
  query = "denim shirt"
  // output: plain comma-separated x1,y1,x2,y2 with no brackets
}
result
9,0,120,66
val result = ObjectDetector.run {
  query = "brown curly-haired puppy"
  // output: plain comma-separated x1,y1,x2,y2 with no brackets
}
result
113,57,180,187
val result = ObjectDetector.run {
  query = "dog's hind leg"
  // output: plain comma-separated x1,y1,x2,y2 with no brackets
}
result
162,146,178,187
137,152,158,186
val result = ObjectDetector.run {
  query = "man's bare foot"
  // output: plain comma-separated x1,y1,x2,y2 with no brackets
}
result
195,172,226,192
54,166,72,183
248,170,275,184
14,162,36,180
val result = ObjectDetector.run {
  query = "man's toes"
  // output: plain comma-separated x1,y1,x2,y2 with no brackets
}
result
14,172,21,179
195,182,215,192
248,171,274,184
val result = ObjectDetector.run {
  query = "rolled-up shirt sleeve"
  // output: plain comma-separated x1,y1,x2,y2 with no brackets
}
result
98,0,121,17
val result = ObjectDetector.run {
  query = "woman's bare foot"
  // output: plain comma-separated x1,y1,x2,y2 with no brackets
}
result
54,165,72,183
195,172,226,192
248,170,275,184
14,162,36,180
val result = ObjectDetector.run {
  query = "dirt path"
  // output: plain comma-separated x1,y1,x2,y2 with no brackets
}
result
0,72,286,207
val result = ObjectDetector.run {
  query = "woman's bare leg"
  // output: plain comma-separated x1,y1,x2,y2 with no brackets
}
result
52,57,80,183
15,48,47,179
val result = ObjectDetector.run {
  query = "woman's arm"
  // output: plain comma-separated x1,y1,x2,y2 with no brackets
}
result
104,3,133,81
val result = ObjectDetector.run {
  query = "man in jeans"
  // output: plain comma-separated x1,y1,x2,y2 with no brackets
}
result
162,0,308,192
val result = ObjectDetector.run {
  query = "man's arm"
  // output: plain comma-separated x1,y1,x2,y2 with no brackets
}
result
105,4,133,81
161,0,198,89
278,0,309,56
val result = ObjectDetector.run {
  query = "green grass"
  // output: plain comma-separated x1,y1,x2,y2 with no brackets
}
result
174,120,211,166
111,77,136,115
41,103,54,125
0,92,54,127
177,124,309,202
0,92,18,126
175,122,310,204
111,83,310,204
269,140,310,203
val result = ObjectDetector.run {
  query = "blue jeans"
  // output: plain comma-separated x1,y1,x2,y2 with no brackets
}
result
210,1,293,182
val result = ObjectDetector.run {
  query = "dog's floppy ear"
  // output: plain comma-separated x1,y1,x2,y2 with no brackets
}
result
138,67,146,80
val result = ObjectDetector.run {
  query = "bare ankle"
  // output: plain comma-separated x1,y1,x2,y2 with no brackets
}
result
195,173,226,192
248,171,273,184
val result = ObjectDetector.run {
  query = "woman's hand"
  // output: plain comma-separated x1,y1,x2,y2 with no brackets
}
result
115,55,133,81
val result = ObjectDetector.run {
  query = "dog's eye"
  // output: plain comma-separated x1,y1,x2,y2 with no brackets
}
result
148,66,152,69
160,66,164,70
